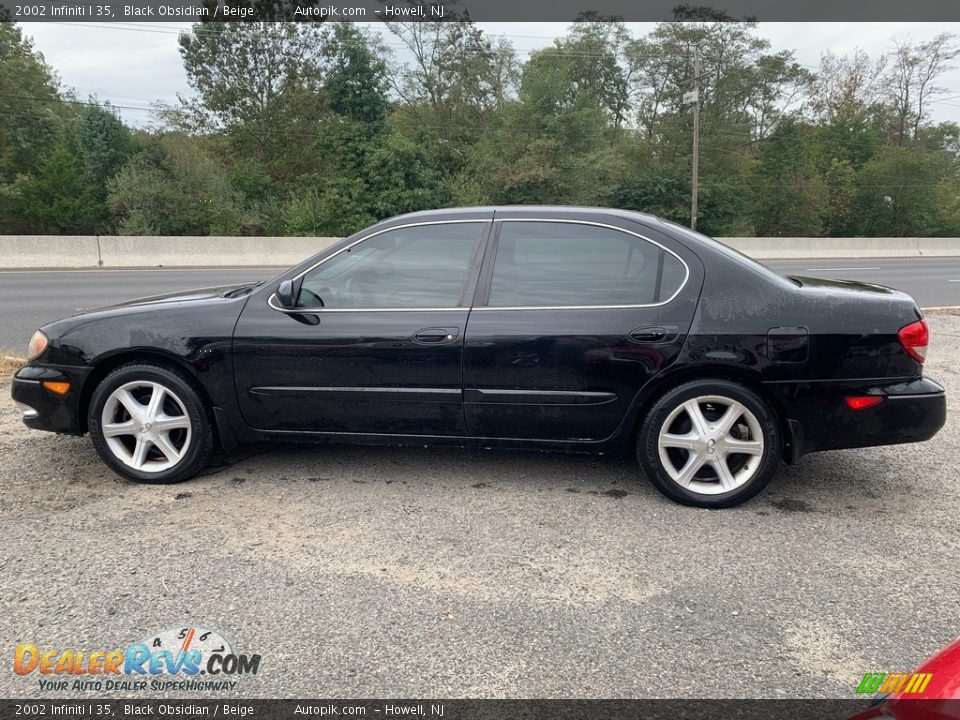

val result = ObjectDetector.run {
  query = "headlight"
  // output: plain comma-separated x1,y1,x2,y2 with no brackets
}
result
27,330,49,360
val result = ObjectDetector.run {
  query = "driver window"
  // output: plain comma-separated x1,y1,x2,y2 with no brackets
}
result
297,222,483,309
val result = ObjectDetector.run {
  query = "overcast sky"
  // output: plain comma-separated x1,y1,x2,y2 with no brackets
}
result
21,21,960,127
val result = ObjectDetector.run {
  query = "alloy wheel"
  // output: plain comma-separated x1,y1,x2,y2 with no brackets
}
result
657,394,765,495
100,380,193,473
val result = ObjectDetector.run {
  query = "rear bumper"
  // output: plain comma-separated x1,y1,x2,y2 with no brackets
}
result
11,364,90,435
770,377,946,460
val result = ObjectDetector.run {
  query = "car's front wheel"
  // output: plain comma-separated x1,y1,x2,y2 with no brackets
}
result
637,379,782,508
88,362,214,483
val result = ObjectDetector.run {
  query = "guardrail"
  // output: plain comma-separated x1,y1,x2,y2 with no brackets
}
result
1,235,959,268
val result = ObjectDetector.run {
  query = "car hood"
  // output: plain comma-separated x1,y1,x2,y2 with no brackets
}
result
41,283,259,340
87,283,257,312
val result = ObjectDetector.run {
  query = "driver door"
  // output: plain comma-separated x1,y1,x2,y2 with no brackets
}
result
233,219,490,435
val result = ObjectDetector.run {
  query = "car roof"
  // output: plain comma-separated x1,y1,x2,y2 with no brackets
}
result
385,205,665,225
381,205,792,290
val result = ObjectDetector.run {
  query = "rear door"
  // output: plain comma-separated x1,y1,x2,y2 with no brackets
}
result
462,215,702,441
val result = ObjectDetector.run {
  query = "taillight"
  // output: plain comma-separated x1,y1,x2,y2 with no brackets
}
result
898,319,929,363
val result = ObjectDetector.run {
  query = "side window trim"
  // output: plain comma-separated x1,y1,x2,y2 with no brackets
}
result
267,219,491,314
474,218,691,311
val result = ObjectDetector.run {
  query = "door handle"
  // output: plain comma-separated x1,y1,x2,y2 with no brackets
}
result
627,326,677,344
413,327,460,345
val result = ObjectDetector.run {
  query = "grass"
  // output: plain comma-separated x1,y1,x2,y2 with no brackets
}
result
0,355,25,378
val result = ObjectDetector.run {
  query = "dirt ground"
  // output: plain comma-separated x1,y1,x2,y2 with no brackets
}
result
1,315,958,698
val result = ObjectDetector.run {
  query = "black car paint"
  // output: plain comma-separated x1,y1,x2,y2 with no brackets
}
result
12,206,946,462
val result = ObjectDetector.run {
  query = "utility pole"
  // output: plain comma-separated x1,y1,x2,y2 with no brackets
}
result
683,48,702,232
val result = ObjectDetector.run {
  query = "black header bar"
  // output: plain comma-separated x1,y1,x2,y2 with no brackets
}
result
0,698,894,719
4,0,960,22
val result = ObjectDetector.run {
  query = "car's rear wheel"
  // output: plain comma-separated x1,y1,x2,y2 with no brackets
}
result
88,362,214,484
637,379,782,508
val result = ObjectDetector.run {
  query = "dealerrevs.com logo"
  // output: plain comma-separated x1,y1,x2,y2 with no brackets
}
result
13,626,261,692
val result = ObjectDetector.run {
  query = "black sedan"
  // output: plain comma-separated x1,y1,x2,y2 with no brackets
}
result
11,207,947,507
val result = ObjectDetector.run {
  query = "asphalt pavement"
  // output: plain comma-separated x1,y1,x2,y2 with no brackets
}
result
1,257,959,351
2,312,958,699
0,267,271,352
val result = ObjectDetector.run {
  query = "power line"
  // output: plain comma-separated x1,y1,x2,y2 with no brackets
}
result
41,20,826,69
2,92,955,157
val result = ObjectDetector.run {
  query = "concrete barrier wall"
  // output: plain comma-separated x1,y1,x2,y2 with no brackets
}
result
98,236,339,268
1,235,959,268
716,237,960,259
0,236,102,268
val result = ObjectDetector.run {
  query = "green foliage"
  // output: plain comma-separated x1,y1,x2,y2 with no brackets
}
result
5,18,960,238
177,21,329,177
0,22,60,182
821,158,858,236
363,131,450,217
74,103,136,197
854,147,959,236
280,179,373,237
108,135,246,236
610,162,692,225
750,119,824,236
13,144,101,233
323,24,390,124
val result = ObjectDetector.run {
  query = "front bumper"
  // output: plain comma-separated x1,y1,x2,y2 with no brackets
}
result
774,377,946,459
11,364,92,435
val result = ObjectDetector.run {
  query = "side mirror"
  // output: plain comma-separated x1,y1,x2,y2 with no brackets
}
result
275,279,296,309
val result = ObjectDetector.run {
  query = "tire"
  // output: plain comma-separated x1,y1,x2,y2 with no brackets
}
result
637,379,782,508
88,361,214,484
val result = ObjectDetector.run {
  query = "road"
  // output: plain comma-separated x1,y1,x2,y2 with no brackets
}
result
0,267,271,352
1,257,959,351
2,312,958,699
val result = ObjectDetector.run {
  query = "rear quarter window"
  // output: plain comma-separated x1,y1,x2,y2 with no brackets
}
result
487,221,687,307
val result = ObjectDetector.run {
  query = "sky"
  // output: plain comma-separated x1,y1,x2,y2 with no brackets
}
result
20,21,960,127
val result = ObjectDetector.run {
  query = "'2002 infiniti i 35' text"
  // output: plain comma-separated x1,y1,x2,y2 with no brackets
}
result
12,207,947,507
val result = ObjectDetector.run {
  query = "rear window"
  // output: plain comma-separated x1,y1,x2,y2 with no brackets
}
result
658,220,796,285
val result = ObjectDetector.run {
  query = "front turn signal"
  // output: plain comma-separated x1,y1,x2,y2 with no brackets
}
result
42,381,70,396
845,396,884,411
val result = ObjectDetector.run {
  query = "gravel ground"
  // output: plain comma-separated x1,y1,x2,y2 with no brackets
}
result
1,315,958,699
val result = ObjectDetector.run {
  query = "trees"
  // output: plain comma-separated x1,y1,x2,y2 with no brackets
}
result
631,20,810,146
0,23,60,182
108,135,246,236
5,18,960,237
0,22,62,232
854,147,958,237
387,18,518,135
177,21,329,176
13,144,101,234
323,24,390,124
885,34,960,145
0,25,141,233
750,119,824,236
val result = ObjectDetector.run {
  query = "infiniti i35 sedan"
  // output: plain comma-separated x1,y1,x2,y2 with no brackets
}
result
12,207,947,507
